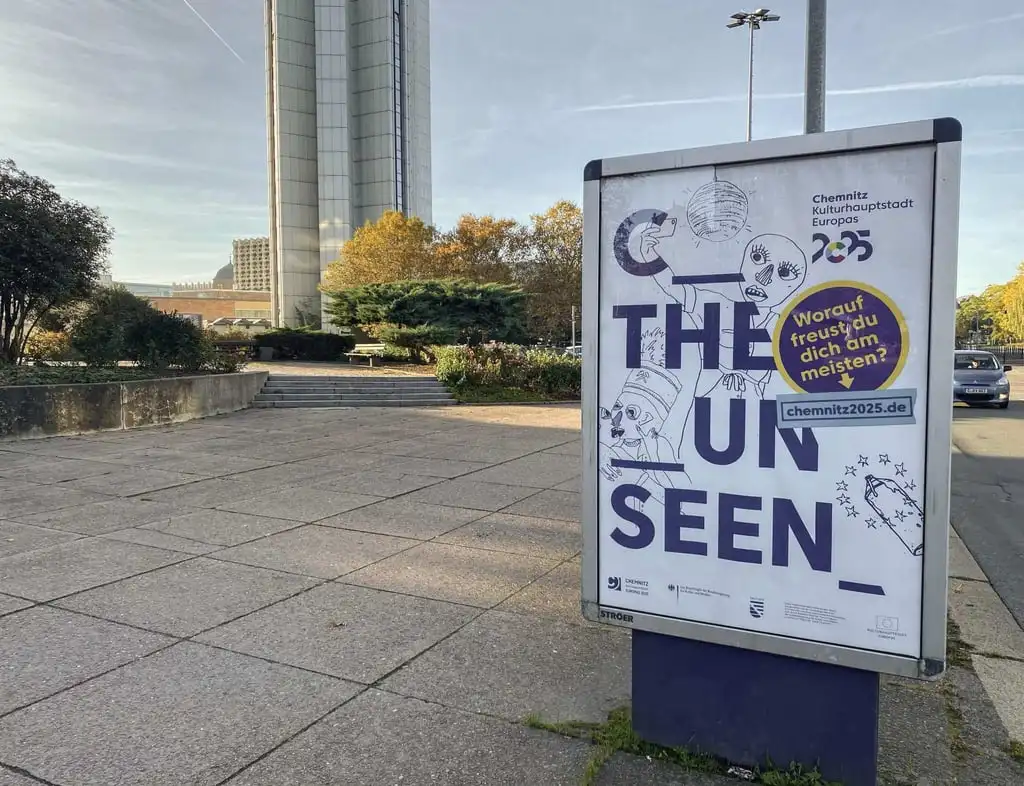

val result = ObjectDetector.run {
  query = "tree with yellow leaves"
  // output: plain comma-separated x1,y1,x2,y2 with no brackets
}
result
320,211,446,292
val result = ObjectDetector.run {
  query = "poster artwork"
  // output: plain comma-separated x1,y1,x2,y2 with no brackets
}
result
596,145,934,658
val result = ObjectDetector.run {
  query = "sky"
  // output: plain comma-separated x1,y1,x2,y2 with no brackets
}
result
1,0,1023,295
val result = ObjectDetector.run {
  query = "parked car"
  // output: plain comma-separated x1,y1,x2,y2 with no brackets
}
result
953,350,1012,408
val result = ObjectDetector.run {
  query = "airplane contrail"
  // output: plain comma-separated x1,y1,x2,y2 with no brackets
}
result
180,0,245,63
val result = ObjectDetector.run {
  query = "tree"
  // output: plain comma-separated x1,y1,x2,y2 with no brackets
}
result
324,278,528,346
434,214,520,283
511,201,582,343
999,264,1024,343
0,160,112,363
321,211,444,291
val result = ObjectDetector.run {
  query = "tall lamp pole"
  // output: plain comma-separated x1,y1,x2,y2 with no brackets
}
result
727,8,780,142
804,0,827,133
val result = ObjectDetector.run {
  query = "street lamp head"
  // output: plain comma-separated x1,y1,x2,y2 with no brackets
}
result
763,14,780,22
753,8,769,15
726,19,745,28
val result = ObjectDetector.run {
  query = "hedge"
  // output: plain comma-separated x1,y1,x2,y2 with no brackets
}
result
435,344,580,400
255,329,355,361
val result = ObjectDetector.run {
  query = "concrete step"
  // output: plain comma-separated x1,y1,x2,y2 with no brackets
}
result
254,392,453,402
252,398,457,408
261,381,445,390
265,375,436,383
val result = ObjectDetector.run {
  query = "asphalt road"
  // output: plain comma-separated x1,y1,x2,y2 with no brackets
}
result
950,368,1024,626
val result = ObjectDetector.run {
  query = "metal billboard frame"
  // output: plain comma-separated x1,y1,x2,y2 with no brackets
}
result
580,118,962,680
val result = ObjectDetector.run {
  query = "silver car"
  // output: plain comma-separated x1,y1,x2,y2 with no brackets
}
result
953,350,1012,409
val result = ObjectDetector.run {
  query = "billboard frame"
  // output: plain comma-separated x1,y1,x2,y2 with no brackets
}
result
580,118,962,680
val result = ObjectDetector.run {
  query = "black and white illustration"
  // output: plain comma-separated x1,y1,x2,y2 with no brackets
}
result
684,179,750,242
834,454,924,557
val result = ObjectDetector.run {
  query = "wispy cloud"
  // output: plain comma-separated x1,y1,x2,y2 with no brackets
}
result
923,12,1024,40
180,0,245,63
567,74,1024,114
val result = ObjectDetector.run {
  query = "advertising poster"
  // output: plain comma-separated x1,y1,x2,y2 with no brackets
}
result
596,144,937,659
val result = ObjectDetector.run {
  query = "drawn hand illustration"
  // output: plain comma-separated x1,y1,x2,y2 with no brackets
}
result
721,372,747,395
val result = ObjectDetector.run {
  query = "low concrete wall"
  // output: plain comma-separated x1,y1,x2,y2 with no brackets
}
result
0,371,269,441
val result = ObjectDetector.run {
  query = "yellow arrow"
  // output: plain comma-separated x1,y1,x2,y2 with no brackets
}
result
839,372,854,389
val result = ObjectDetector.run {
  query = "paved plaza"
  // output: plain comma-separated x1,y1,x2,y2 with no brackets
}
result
0,404,662,786
1,402,1023,785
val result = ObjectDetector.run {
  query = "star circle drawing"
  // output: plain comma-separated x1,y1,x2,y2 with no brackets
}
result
772,280,910,394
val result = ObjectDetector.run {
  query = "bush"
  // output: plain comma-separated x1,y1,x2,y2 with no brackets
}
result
376,324,457,363
71,288,208,371
434,344,580,400
255,329,355,361
325,278,529,345
23,330,75,362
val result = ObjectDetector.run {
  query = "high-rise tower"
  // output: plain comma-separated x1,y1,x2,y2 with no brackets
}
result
265,0,431,327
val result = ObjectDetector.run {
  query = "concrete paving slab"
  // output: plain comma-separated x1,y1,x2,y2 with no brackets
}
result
56,558,318,637
319,498,485,539
138,450,280,477
877,676,954,786
0,484,110,518
0,457,117,484
0,642,359,786
197,583,478,683
217,488,383,523
0,767,46,786
143,509,301,546
139,476,297,508
949,578,1024,660
100,527,221,555
309,469,441,497
544,441,583,456
973,655,1024,743
14,497,191,535
497,558,595,626
381,610,630,723
464,453,582,488
505,489,581,521
0,594,32,617
228,688,593,786
0,538,184,601
218,460,341,487
283,452,389,474
210,525,413,579
950,528,988,582
342,542,559,608
373,455,490,478
403,478,543,511
437,512,581,560
0,606,172,715
63,467,199,496
595,753,733,785
946,665,1024,786
0,520,79,558
553,475,582,493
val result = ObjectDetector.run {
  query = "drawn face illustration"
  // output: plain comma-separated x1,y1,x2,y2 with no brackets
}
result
739,234,807,309
599,393,656,456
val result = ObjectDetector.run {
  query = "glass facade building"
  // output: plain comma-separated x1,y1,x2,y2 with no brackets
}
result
265,0,431,327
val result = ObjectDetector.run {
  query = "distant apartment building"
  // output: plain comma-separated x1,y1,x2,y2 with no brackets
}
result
232,237,272,292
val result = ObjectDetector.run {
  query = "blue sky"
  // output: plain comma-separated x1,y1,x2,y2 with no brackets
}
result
1,0,1022,294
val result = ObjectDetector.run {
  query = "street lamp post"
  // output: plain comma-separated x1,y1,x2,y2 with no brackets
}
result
727,8,780,142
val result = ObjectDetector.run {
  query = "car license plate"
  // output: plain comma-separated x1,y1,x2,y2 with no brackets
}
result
965,387,988,394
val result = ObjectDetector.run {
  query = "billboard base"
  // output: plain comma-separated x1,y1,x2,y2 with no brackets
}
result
632,630,879,785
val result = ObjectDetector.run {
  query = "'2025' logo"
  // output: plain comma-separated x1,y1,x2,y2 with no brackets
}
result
811,230,873,264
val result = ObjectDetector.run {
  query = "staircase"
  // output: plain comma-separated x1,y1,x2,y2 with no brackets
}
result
251,374,456,408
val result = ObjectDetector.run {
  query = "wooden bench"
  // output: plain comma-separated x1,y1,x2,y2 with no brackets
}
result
345,351,379,367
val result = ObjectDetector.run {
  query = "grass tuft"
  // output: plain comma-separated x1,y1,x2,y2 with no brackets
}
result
524,706,839,786
1008,738,1024,762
